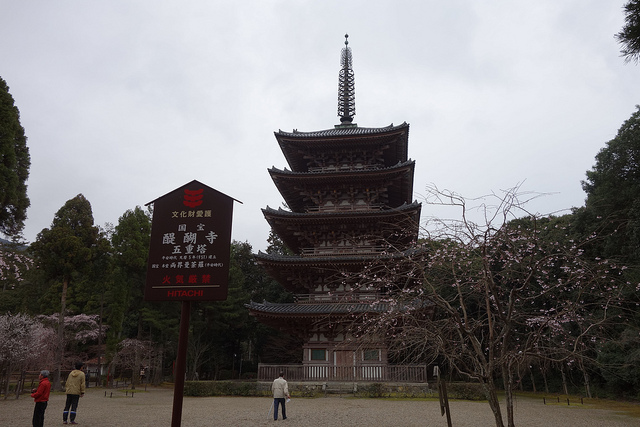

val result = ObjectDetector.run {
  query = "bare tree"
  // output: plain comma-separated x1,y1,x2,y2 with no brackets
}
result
188,330,213,380
110,338,157,388
347,184,626,427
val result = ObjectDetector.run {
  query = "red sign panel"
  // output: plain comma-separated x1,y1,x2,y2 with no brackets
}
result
144,180,236,301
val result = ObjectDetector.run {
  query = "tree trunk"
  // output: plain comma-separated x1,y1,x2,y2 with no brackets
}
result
502,363,515,427
529,369,537,393
154,349,162,384
582,364,592,398
482,378,505,427
132,350,140,389
132,314,144,389
3,362,11,400
97,290,104,387
560,363,568,395
541,364,549,394
517,366,524,391
15,370,25,399
55,277,69,391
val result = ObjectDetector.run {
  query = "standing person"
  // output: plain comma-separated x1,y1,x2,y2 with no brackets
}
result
31,370,51,427
271,371,290,421
62,362,85,425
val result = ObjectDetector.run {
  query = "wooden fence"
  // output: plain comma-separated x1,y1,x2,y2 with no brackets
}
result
258,364,428,382
0,369,102,399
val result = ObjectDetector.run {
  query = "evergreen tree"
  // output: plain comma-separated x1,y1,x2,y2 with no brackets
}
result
0,240,32,312
110,206,152,339
0,77,30,238
617,0,640,63
109,206,150,385
578,106,640,397
580,106,640,264
29,194,102,389
266,229,293,256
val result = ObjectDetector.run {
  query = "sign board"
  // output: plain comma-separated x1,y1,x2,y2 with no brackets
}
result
144,180,238,301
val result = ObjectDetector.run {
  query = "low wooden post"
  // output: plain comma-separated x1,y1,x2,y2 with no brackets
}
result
435,366,452,427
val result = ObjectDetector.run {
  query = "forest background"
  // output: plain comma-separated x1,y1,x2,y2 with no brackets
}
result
2,1,640,407
1,96,639,403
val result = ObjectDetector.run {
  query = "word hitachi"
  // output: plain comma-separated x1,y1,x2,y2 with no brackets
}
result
167,290,204,298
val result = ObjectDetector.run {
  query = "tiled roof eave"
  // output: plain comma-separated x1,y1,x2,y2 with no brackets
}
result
274,122,409,139
262,201,421,220
268,159,415,177
245,301,390,316
254,248,421,264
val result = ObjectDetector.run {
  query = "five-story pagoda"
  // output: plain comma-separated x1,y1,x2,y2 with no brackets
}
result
248,35,422,382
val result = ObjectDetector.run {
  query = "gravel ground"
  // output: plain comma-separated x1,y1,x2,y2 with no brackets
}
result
2,387,638,426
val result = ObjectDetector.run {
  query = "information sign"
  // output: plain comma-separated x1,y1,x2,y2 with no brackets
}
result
144,180,238,301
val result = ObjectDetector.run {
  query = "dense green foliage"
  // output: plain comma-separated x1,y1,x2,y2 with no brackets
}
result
576,107,640,399
28,194,105,313
617,0,640,63
1,201,293,383
2,106,640,405
0,77,30,237
27,194,106,389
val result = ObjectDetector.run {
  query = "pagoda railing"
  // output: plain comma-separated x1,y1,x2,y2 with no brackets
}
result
257,363,428,383
308,164,381,173
299,245,385,257
294,293,380,304
306,203,383,212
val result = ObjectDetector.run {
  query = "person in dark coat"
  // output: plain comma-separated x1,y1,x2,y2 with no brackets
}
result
31,370,51,427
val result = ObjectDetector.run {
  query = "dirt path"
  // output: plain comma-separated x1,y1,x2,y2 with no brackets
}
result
2,387,638,426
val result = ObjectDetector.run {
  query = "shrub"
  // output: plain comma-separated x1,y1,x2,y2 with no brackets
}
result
445,382,485,400
184,381,271,397
358,383,386,398
217,370,233,380
397,385,431,398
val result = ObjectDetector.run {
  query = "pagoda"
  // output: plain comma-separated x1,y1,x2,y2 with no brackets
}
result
248,35,423,382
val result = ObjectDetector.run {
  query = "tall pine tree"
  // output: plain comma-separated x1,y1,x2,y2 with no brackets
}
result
0,77,30,238
29,194,102,389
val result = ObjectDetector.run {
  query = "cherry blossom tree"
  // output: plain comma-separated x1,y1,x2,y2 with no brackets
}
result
37,313,104,371
0,241,31,292
110,338,159,388
0,313,55,398
347,185,628,427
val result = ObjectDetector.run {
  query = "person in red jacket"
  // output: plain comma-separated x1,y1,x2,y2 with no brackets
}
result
31,370,51,427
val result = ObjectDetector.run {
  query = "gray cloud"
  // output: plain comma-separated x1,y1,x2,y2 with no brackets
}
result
0,1,635,250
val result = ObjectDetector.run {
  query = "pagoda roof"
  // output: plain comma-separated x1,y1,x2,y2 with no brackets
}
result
263,202,421,254
269,159,415,178
246,297,433,334
275,122,408,139
245,300,391,333
269,160,416,212
255,251,384,265
263,200,421,220
246,300,389,316
245,297,433,330
254,249,419,292
274,122,410,173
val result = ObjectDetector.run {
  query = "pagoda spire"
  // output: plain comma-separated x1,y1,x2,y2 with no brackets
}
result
337,34,355,125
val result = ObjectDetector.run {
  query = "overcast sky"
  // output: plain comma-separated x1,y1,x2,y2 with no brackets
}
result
1,1,638,251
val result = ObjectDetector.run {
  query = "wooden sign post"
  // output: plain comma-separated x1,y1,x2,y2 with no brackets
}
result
144,180,240,427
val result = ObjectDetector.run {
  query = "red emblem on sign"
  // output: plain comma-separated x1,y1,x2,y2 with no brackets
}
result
183,188,204,208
